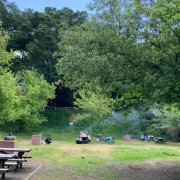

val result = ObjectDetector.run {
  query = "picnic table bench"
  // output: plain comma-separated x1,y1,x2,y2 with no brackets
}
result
0,169,9,179
0,154,15,179
5,158,27,170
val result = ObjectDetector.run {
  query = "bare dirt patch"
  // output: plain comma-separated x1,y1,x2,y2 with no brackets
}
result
106,160,180,180
58,144,112,152
15,158,180,180
58,144,112,158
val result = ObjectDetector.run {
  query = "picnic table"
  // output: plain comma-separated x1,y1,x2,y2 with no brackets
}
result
154,137,165,144
0,154,15,179
0,148,31,159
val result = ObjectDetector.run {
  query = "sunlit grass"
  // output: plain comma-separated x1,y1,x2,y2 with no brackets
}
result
0,132,177,179
14,135,180,174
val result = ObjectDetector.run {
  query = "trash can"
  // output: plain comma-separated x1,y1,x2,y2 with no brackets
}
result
32,135,41,145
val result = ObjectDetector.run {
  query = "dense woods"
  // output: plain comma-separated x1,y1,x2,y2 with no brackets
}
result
0,0,180,140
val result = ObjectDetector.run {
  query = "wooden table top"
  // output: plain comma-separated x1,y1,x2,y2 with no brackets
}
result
0,148,31,153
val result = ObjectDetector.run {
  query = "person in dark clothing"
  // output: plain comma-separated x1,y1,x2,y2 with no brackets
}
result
45,135,52,144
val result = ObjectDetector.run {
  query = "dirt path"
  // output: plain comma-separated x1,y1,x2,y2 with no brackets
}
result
28,159,180,180
4,159,180,180
105,160,180,180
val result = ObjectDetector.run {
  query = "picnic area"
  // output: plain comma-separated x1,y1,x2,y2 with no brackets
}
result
0,110,179,180
0,0,180,179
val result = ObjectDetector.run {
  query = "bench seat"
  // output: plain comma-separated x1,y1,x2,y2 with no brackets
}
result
8,159,27,162
0,168,9,179
5,161,18,171
5,158,27,170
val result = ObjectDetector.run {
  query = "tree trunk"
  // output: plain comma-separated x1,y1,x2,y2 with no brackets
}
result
89,119,92,135
18,121,23,133
171,131,176,142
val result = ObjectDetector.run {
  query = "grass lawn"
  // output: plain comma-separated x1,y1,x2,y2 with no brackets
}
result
1,109,179,179
14,133,180,180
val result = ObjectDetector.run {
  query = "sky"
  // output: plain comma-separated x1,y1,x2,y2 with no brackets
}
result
8,0,92,12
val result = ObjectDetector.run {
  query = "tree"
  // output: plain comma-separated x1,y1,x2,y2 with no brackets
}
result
0,22,18,123
157,104,180,142
75,88,113,133
56,0,180,106
0,3,88,83
0,21,13,65
134,0,180,103
1,2,88,107
15,70,55,132
0,71,20,123
0,22,55,131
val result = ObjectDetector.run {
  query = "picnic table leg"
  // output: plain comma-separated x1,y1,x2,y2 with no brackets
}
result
1,160,5,168
1,160,6,179
2,172,6,179
19,162,23,168
18,152,24,159
18,152,25,168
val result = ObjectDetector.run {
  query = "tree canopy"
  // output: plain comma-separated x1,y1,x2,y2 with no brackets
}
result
0,0,180,138
56,0,180,106
0,22,55,131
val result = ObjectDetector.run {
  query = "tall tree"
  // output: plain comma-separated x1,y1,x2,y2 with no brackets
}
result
0,22,55,131
155,104,180,142
1,2,88,107
56,0,180,106
75,88,113,133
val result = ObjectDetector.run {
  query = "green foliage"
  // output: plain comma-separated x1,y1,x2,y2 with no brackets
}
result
0,22,55,130
75,88,113,132
134,0,180,103
1,3,87,82
15,70,55,127
43,108,76,128
0,22,13,66
1,0,180,138
157,104,180,142
0,22,18,122
0,71,20,122
113,91,146,108
56,0,180,106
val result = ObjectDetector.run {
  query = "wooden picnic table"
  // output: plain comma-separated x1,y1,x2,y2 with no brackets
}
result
0,154,15,168
155,137,165,143
0,148,31,159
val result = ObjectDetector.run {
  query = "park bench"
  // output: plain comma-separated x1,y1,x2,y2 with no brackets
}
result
0,168,9,179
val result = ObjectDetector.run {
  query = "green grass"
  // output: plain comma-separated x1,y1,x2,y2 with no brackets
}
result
0,108,180,179
15,136,180,177
0,131,179,179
